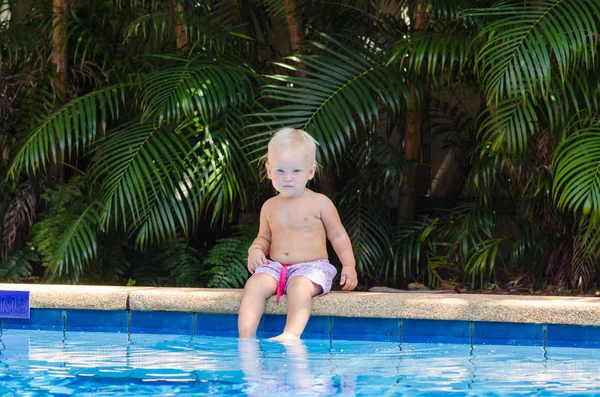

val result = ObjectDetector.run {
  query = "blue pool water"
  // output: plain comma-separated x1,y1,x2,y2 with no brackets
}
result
1,329,600,396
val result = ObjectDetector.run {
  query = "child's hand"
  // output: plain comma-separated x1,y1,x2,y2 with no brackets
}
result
340,266,358,291
247,249,267,273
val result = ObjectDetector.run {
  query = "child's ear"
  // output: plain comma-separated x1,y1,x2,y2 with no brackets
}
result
265,161,272,179
308,163,316,180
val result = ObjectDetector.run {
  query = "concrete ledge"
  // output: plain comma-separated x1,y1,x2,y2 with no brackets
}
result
1,283,600,325
0,284,137,310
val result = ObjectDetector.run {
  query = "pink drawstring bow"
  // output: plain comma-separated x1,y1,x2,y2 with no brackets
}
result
276,264,291,302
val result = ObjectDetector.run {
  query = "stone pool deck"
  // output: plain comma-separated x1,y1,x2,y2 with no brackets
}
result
1,283,599,326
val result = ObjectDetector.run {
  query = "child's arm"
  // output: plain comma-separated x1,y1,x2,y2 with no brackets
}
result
247,204,271,273
319,196,358,291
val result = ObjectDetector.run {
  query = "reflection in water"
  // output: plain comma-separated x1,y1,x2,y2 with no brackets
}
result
2,330,600,395
238,338,340,396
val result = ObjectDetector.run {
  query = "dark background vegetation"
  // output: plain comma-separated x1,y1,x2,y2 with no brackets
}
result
1,0,599,294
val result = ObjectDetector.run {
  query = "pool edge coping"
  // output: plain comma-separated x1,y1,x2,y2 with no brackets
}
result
1,283,599,326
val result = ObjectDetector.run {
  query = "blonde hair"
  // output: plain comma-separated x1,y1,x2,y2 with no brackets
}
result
267,128,319,165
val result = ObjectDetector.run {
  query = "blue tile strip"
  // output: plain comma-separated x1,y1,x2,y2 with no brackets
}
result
546,324,600,347
473,321,544,346
403,319,471,343
2,308,62,330
3,308,600,347
332,317,400,341
66,309,128,333
130,311,194,334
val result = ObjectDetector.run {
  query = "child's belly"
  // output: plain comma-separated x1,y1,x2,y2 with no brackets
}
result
269,233,328,264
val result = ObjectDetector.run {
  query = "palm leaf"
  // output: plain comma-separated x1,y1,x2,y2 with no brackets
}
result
477,95,539,156
1,182,36,262
438,201,495,261
338,198,392,281
194,116,253,226
463,238,502,287
138,53,258,123
552,126,600,223
0,23,47,69
0,248,36,283
251,33,408,166
542,66,600,134
392,216,439,284
389,30,475,81
9,84,125,176
90,120,194,234
470,0,600,103
162,237,204,287
33,201,103,279
202,220,257,288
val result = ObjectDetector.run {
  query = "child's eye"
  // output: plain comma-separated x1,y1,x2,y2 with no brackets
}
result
293,169,302,173
276,169,284,173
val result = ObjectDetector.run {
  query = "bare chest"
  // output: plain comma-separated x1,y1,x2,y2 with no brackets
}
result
267,206,321,231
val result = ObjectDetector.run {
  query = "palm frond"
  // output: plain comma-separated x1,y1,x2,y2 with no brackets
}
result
423,0,490,20
389,30,475,81
477,96,539,156
392,216,439,285
162,237,204,286
552,126,600,223
570,232,595,291
0,23,47,69
9,84,125,176
124,3,253,52
33,201,103,280
2,182,36,262
463,238,502,287
251,33,408,166
67,9,110,68
542,66,600,134
338,137,407,205
0,247,36,283
202,220,257,288
91,120,194,235
439,201,495,260
509,235,545,270
136,116,253,246
339,197,392,281
138,53,258,123
195,116,253,226
470,0,600,103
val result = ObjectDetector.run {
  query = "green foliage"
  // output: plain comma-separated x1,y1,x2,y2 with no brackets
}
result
202,221,257,288
553,125,600,222
163,238,204,287
31,178,101,281
250,33,409,167
0,247,36,282
4,0,600,291
127,236,204,287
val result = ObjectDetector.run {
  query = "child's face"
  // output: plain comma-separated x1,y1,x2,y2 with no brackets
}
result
267,147,316,198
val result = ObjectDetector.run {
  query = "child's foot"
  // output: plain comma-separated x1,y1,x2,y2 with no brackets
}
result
269,332,300,341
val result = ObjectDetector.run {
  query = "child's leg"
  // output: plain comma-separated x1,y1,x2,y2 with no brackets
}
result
238,273,277,338
275,276,322,340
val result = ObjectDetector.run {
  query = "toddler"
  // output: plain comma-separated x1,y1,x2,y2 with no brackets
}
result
238,127,358,340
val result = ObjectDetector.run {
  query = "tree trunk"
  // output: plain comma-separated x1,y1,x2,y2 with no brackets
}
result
50,0,68,100
171,0,189,51
50,0,68,182
283,0,303,52
397,1,428,223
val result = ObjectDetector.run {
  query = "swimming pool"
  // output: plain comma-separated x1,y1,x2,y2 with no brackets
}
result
2,284,600,395
1,328,600,396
